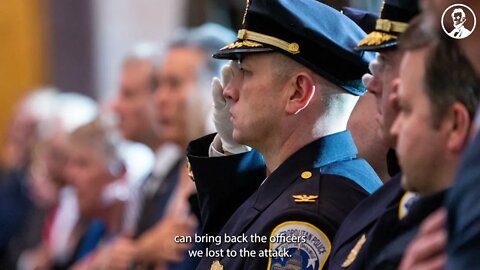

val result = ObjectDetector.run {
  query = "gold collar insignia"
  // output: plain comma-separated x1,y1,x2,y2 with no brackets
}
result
293,195,318,203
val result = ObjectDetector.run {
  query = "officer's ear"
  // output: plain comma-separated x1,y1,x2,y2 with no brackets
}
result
445,102,471,153
285,71,316,115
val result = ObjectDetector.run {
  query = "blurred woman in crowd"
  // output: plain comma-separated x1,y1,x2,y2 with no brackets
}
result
53,119,130,269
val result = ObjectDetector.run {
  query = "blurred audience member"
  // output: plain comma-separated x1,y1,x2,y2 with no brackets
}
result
155,23,235,147
0,88,58,266
62,119,130,269
133,23,233,269
85,24,234,269
110,43,174,235
112,43,163,151
1,90,98,269
86,43,183,269
1,89,57,173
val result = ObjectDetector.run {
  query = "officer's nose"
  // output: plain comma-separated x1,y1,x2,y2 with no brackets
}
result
223,72,242,102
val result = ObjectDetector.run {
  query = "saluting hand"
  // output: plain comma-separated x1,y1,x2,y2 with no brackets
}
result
211,61,251,154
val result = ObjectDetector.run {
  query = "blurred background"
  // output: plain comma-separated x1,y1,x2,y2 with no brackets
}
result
0,0,381,156
1,0,383,268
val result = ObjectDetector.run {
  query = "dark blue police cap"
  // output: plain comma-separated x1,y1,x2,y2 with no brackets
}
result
342,7,378,34
355,0,420,51
213,0,375,96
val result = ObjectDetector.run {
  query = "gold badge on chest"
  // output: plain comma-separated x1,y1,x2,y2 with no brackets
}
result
341,234,367,268
211,260,224,270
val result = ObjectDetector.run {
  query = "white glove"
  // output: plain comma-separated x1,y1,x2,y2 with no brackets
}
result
362,73,373,87
362,54,381,88
369,54,381,75
211,61,251,154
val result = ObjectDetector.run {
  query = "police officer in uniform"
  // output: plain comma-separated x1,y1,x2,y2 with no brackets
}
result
187,0,383,269
328,0,419,269
329,3,480,270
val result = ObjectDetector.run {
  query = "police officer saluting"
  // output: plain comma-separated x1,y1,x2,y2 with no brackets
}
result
328,1,420,269
188,0,382,269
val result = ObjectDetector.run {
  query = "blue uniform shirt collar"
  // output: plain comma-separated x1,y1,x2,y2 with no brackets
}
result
253,130,358,211
275,130,358,175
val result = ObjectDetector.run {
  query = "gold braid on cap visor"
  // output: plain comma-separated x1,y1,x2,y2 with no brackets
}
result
221,29,300,54
357,19,409,47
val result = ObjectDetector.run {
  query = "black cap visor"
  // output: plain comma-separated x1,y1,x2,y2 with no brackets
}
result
213,40,275,59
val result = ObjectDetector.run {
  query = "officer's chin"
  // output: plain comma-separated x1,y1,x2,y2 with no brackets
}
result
400,174,420,194
232,130,241,143
232,131,247,146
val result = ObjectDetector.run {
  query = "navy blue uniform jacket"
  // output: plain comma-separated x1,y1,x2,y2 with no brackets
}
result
366,190,446,270
328,174,404,270
188,131,382,269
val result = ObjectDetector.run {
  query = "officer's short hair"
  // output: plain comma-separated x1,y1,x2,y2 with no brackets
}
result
269,52,344,92
270,53,301,83
399,16,480,127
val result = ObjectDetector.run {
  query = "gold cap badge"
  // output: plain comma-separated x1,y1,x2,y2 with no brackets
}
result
211,260,224,270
